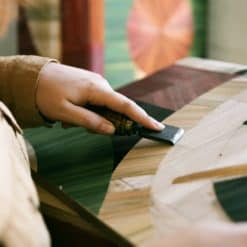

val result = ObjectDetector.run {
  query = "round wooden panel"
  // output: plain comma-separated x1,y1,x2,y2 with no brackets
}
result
99,59,247,246
151,89,247,234
127,0,193,74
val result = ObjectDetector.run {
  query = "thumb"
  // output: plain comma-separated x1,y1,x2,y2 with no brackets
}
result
62,102,115,134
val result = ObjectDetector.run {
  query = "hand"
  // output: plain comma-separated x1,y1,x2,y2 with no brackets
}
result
36,63,164,134
149,223,247,247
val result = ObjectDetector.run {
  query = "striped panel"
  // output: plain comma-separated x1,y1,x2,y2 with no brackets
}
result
24,124,113,214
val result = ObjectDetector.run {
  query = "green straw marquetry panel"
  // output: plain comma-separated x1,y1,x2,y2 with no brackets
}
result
24,101,172,215
24,124,113,214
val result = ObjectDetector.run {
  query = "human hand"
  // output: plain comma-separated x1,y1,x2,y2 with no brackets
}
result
148,223,247,247
36,63,164,134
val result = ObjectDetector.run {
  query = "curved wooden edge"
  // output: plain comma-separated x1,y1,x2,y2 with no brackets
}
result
99,58,247,246
151,77,247,233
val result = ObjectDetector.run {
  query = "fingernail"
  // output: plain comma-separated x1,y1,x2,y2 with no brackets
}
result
100,122,115,134
150,118,165,130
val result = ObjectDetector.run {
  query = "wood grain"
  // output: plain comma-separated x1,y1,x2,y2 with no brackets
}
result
173,164,247,184
118,61,235,111
99,57,247,246
152,80,247,234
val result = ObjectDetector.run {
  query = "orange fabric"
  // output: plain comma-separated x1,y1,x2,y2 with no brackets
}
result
0,55,55,246
0,55,56,127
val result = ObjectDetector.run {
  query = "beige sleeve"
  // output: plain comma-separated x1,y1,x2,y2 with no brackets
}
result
0,102,50,247
0,55,57,128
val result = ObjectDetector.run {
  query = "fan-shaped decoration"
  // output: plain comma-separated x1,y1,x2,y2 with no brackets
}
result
127,0,193,74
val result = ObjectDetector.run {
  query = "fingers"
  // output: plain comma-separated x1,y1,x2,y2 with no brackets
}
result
147,223,247,247
61,101,115,134
61,122,75,128
101,91,164,131
192,223,247,247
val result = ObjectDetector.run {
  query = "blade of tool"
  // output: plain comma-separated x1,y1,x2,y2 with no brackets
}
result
86,105,184,144
138,125,184,145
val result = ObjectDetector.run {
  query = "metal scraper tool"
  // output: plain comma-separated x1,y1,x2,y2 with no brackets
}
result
138,125,184,145
86,105,184,145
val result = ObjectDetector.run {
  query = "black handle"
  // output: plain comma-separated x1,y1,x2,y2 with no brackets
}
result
85,105,138,135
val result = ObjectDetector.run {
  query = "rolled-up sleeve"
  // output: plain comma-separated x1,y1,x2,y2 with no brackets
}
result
0,55,57,128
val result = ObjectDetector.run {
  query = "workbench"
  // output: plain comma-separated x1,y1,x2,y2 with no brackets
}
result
99,57,247,246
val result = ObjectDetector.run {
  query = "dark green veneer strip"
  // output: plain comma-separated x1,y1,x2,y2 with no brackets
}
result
24,102,172,214
25,124,113,214
214,177,247,222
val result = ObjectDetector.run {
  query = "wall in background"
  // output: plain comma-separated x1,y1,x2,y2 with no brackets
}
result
5,1,243,89
0,22,17,55
190,0,208,57
105,0,208,89
207,0,247,64
105,0,134,89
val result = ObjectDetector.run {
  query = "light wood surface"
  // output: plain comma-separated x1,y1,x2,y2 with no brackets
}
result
172,164,247,184
152,84,247,235
99,57,247,246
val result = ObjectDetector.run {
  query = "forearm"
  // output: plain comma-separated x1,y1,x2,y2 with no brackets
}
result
0,55,56,128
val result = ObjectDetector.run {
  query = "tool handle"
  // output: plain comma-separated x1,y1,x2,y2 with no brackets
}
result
85,105,138,136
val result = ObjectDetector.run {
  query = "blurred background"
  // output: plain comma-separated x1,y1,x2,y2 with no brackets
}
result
2,0,246,214
1,0,247,88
